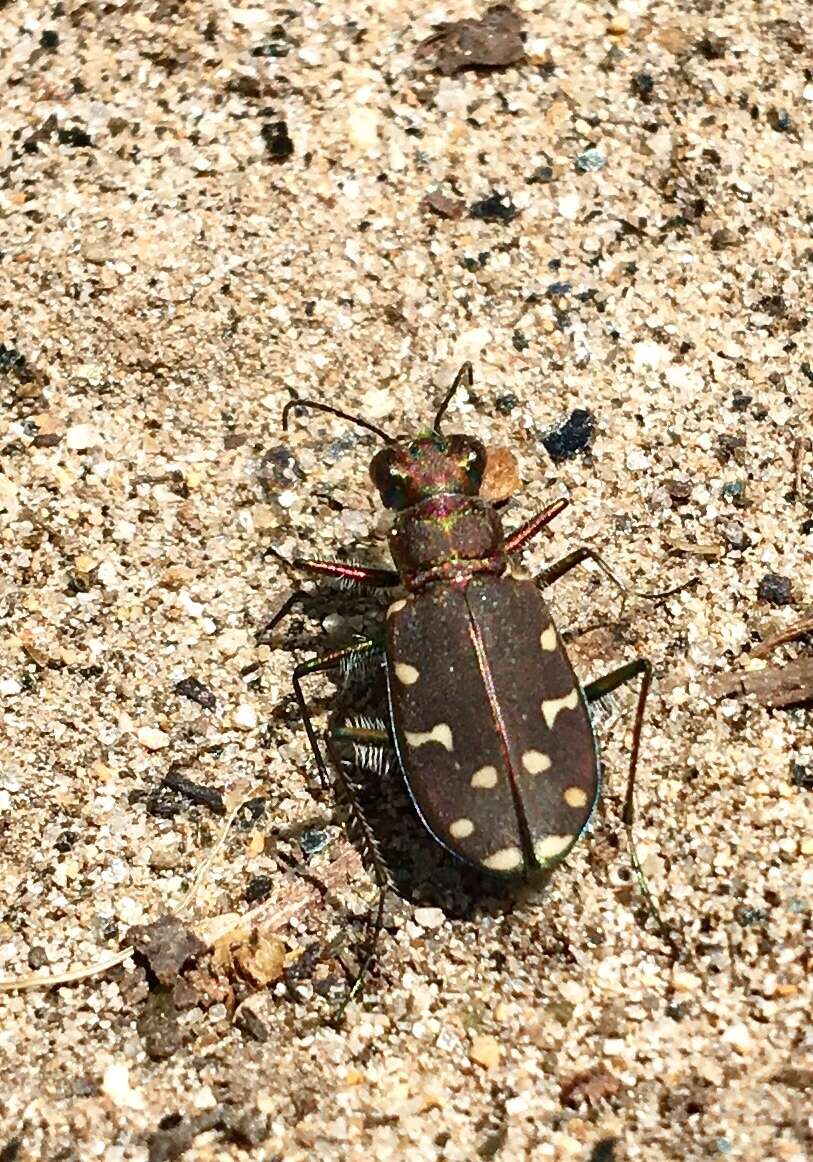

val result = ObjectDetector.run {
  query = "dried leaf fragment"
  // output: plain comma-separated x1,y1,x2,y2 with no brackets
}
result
416,5,525,76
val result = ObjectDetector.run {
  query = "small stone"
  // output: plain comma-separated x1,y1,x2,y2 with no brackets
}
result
175,676,217,711
631,72,655,100
423,189,464,219
137,726,170,750
414,907,445,929
672,969,702,992
607,13,630,34
261,120,293,161
757,573,793,607
470,1034,502,1069
557,192,580,220
347,107,379,151
710,228,740,251
468,191,518,224
233,703,258,731
541,409,596,463
66,423,102,451
800,838,813,856
0,677,22,697
575,148,606,173
721,1021,753,1054
101,1062,145,1110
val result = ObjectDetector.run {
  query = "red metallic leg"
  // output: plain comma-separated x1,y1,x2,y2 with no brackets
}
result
504,498,569,555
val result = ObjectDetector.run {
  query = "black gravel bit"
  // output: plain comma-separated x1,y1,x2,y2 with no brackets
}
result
174,675,217,711
468,191,518,224
261,120,294,160
542,408,596,463
757,573,793,607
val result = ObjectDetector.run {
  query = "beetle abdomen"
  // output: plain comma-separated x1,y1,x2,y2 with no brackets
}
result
385,576,599,876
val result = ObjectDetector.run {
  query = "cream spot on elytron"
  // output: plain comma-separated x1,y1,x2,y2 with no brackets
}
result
471,764,498,789
522,749,552,775
564,786,588,809
540,625,557,651
404,723,454,751
534,834,574,863
386,598,407,618
482,846,524,872
541,688,578,729
395,662,419,685
449,817,474,839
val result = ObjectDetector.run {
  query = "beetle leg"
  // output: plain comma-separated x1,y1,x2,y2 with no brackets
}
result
292,640,383,790
259,562,400,641
291,640,391,1021
504,497,569,554
584,659,679,955
536,545,691,602
332,718,393,778
292,558,401,588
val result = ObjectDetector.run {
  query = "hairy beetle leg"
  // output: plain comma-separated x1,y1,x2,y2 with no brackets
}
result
504,497,569,554
584,659,679,956
291,640,390,1021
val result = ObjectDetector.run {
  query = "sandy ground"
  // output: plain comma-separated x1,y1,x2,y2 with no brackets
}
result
1,1,812,1159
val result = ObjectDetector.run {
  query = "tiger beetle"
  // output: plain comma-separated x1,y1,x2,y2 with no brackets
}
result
270,363,685,1019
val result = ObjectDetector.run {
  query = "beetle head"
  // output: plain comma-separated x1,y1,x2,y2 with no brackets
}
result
370,432,487,510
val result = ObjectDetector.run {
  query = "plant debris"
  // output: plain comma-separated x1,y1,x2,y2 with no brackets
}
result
707,659,813,709
128,916,207,985
415,4,525,76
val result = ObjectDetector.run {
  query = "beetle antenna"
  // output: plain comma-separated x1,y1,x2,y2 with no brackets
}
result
433,361,473,432
282,399,395,444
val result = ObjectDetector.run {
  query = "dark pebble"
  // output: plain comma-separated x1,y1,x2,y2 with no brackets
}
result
494,392,519,415
174,675,217,711
631,71,654,100
57,124,93,148
512,330,529,352
236,1006,269,1042
162,768,225,815
54,829,78,852
261,120,294,160
756,573,793,606
696,32,726,59
542,408,596,462
27,946,48,970
245,875,273,903
710,228,739,251
0,344,35,384
300,827,330,857
801,518,813,536
40,29,59,49
259,444,304,490
468,191,518,224
526,164,554,184
730,390,752,411
791,763,813,791
721,479,747,507
768,108,793,133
